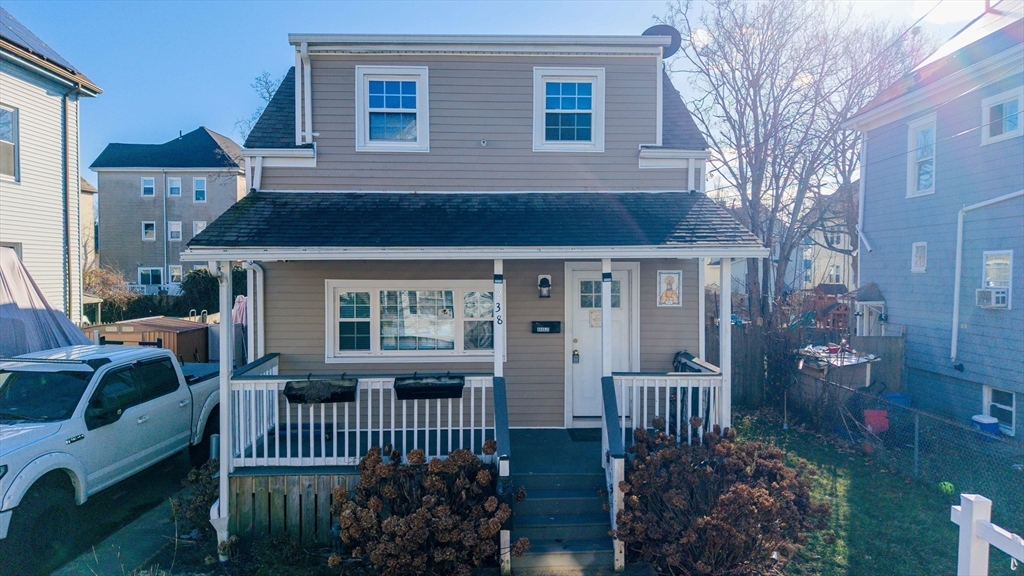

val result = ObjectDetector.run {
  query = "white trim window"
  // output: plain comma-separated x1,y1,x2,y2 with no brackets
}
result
533,67,605,152
355,66,429,153
981,87,1022,146
141,177,156,197
169,265,183,284
325,280,494,363
138,267,162,286
168,221,182,242
141,221,156,241
911,242,927,273
984,385,1016,436
193,220,207,236
906,114,936,197
0,105,19,180
983,250,1013,309
168,177,181,197
193,177,207,203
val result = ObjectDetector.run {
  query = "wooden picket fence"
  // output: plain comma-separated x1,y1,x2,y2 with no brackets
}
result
705,322,766,407
229,472,359,544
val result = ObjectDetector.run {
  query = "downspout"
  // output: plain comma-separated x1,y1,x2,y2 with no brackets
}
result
950,189,1024,362
61,89,72,318
162,169,168,290
300,42,312,145
241,261,265,359
294,50,303,145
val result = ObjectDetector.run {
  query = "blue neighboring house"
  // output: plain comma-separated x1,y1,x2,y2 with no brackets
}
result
846,1,1023,439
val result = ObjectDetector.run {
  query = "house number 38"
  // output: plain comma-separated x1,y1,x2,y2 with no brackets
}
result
495,301,503,325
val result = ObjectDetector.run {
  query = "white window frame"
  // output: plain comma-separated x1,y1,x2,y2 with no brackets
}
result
169,265,183,284
983,385,1016,436
325,279,496,363
0,104,20,181
138,267,162,286
982,250,1013,310
193,177,207,203
193,221,207,236
355,66,430,153
167,176,181,197
167,221,182,242
980,87,1023,146
533,67,606,153
141,221,156,241
911,242,927,273
906,113,936,198
141,177,155,197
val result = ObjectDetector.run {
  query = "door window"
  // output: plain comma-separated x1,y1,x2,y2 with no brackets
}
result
134,358,180,403
90,367,141,414
579,280,621,308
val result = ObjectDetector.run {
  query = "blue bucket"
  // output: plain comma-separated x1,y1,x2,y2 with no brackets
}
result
883,393,911,409
972,415,1000,441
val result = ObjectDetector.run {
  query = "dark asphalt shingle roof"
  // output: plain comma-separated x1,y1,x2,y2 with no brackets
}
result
189,191,762,249
242,67,708,151
91,127,242,169
0,7,97,88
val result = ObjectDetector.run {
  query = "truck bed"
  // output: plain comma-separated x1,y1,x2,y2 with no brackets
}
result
181,362,219,385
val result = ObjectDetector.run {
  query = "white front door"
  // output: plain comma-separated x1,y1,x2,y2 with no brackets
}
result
568,267,633,423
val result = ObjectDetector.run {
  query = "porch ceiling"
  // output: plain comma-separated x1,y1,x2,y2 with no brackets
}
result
184,191,767,261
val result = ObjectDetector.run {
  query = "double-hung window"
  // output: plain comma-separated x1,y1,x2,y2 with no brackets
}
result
0,105,19,180
168,177,181,197
907,115,936,197
326,281,494,362
533,67,605,152
193,221,206,237
168,221,182,242
141,177,155,197
355,66,429,152
138,267,162,286
983,250,1013,309
141,221,156,241
169,265,183,284
981,87,1022,145
193,178,206,203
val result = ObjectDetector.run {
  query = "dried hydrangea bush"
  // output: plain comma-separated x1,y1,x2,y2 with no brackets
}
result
614,419,830,575
334,440,528,576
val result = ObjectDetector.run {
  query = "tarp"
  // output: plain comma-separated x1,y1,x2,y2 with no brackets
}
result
0,246,91,357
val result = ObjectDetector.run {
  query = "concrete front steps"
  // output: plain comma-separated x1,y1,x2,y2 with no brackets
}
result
511,467,615,573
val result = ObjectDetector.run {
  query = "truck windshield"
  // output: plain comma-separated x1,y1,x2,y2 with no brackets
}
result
0,370,92,423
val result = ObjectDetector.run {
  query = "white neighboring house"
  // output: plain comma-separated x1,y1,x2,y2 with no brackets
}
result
0,7,101,323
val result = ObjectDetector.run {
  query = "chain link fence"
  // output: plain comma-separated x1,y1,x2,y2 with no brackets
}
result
781,375,1024,534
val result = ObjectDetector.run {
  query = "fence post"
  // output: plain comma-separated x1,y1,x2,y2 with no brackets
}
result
953,494,992,576
913,413,920,478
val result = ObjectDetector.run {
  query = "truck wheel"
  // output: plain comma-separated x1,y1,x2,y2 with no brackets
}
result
4,484,77,575
189,413,219,467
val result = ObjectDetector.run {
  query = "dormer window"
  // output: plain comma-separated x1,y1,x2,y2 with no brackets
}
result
533,67,605,153
355,66,429,153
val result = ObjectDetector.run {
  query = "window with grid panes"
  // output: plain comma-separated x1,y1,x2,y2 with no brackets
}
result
579,280,620,308
338,292,371,351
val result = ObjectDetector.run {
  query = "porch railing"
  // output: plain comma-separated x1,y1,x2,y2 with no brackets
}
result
229,356,495,469
611,372,724,448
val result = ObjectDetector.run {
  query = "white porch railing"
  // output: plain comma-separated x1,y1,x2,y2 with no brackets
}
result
611,373,725,448
951,494,1024,576
229,358,495,469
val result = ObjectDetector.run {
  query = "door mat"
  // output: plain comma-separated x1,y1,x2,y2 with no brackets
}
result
568,428,602,442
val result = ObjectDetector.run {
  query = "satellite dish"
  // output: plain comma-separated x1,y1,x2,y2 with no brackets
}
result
643,24,682,58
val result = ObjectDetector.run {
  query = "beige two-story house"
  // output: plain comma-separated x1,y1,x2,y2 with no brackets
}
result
185,33,767,572
0,7,101,323
91,127,244,293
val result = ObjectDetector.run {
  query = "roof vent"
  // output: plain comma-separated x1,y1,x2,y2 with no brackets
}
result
643,24,682,58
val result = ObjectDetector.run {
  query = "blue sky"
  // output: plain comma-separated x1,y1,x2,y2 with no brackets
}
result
3,0,982,185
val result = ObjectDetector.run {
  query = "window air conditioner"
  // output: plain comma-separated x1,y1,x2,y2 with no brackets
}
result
976,288,1008,309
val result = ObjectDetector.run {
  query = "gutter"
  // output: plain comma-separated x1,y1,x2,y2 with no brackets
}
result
950,189,1024,363
61,89,72,318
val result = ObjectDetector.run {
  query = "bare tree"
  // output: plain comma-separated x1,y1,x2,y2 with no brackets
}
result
666,0,931,324
83,265,138,311
235,71,284,141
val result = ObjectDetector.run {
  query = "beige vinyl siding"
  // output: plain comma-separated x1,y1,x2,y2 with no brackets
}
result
262,258,702,428
260,54,691,192
0,61,79,319
97,170,243,280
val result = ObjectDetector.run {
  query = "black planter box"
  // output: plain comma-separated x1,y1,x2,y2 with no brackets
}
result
394,375,466,400
283,377,358,404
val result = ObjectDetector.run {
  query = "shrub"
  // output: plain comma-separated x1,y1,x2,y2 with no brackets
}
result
614,419,830,575
335,442,529,576
170,459,220,538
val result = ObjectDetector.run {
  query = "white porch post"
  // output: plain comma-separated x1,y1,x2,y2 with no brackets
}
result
601,258,612,377
698,257,706,359
955,494,992,576
215,260,233,540
493,259,505,378
719,258,732,428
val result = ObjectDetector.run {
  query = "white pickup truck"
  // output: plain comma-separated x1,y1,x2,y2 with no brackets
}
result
0,345,220,570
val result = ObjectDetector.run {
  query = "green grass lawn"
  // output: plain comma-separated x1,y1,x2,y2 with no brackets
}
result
734,410,1017,576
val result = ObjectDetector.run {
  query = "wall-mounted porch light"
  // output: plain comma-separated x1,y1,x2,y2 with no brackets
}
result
538,275,552,298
